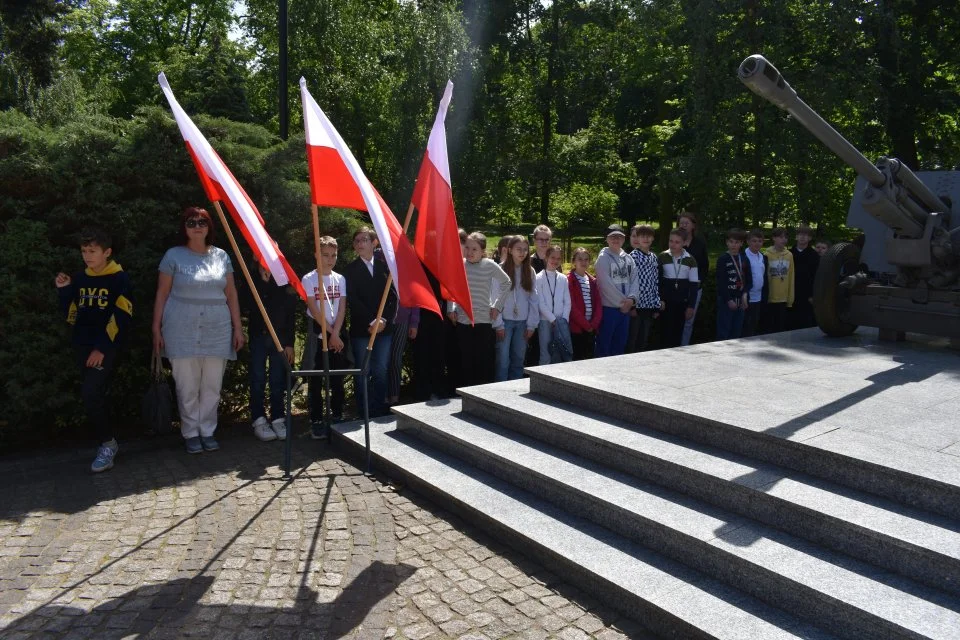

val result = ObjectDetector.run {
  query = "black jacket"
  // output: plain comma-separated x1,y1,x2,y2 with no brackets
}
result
344,256,398,339
716,253,751,304
686,233,710,282
791,245,820,303
242,273,297,349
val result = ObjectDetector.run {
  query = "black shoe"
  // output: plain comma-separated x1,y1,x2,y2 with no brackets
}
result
310,421,328,441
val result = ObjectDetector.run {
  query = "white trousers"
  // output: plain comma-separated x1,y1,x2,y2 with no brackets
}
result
170,357,227,439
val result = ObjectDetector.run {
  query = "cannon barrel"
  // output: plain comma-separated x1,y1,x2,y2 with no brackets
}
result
738,54,951,234
738,55,886,187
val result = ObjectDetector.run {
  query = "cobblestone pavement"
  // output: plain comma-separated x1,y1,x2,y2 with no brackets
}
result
0,423,653,639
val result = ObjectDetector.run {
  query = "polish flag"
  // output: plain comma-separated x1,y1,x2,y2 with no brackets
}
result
299,78,441,316
158,72,306,300
411,81,472,322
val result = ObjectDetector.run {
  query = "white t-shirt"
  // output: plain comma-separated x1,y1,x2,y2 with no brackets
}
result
301,270,346,326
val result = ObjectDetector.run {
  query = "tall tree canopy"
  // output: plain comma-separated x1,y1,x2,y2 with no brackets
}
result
3,0,960,443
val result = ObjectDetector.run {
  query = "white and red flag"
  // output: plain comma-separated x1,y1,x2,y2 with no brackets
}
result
158,72,306,300
411,81,472,322
299,78,441,316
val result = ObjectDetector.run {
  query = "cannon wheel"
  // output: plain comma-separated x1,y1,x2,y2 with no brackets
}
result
813,242,860,337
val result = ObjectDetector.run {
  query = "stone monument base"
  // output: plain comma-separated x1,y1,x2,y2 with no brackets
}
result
334,329,960,639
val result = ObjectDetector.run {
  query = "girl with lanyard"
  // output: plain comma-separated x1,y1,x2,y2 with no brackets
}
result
535,245,573,364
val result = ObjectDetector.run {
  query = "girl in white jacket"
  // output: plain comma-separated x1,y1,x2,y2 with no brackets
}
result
535,246,573,364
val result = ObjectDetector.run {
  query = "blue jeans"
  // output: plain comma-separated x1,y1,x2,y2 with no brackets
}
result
352,334,392,418
496,320,529,381
715,298,745,341
596,307,630,357
538,318,574,365
248,332,287,421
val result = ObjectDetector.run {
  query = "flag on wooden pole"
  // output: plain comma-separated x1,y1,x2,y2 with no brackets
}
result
299,78,441,316
411,81,472,321
158,72,306,300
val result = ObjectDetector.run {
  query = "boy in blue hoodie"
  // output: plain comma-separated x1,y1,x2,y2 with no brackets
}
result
56,228,133,472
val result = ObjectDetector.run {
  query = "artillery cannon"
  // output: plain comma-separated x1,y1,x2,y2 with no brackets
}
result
737,54,960,339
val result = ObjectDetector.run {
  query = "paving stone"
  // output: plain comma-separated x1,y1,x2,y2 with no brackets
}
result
449,597,482,616
402,621,438,639
556,626,592,640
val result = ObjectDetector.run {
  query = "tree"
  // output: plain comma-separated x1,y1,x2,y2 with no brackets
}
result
0,0,74,109
61,0,236,117
243,0,468,211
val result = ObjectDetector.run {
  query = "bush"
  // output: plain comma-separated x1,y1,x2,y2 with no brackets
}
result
0,107,364,449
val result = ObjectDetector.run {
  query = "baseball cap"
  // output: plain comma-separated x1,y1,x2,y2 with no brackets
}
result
605,224,626,237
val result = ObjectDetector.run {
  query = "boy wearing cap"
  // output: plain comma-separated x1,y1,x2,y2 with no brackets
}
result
594,224,639,357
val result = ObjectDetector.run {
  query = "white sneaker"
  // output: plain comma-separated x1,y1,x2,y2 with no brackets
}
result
253,416,276,442
271,418,287,440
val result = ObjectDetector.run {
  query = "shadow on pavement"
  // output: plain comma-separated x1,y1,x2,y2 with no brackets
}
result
0,421,331,524
1,560,417,639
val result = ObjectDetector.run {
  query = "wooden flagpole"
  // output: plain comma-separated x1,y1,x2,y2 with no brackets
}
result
310,204,332,350
365,202,417,351
212,201,284,355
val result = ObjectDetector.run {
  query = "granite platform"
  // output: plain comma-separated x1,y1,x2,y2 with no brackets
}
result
333,328,960,639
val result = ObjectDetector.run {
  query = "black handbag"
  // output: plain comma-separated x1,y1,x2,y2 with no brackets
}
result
142,355,174,435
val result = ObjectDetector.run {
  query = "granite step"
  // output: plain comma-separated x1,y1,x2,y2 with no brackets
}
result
392,400,960,640
331,417,836,640
524,360,960,520
457,379,960,596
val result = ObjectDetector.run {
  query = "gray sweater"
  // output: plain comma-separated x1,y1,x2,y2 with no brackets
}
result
595,247,639,308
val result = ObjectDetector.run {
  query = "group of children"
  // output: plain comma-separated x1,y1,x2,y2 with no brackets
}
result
450,221,826,374
57,219,826,473
444,222,700,380
716,225,824,340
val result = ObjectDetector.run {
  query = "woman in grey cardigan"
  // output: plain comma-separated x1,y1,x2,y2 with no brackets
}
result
152,207,244,454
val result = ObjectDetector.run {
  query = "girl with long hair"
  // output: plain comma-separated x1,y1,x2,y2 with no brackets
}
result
493,236,539,381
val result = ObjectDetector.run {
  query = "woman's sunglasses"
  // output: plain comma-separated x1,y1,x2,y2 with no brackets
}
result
185,218,209,229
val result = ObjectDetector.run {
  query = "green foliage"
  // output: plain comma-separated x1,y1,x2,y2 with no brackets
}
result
0,0,73,109
550,183,618,234
5,0,960,446
60,0,237,117
0,105,363,448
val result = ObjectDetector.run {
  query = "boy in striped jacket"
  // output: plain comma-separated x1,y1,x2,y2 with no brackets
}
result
658,228,700,347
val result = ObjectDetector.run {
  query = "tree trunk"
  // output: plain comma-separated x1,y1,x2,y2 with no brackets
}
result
657,187,675,247
752,99,765,228
540,0,560,226
875,0,920,169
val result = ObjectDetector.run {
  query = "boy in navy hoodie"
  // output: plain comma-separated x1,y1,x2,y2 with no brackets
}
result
715,228,750,340
56,228,133,473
